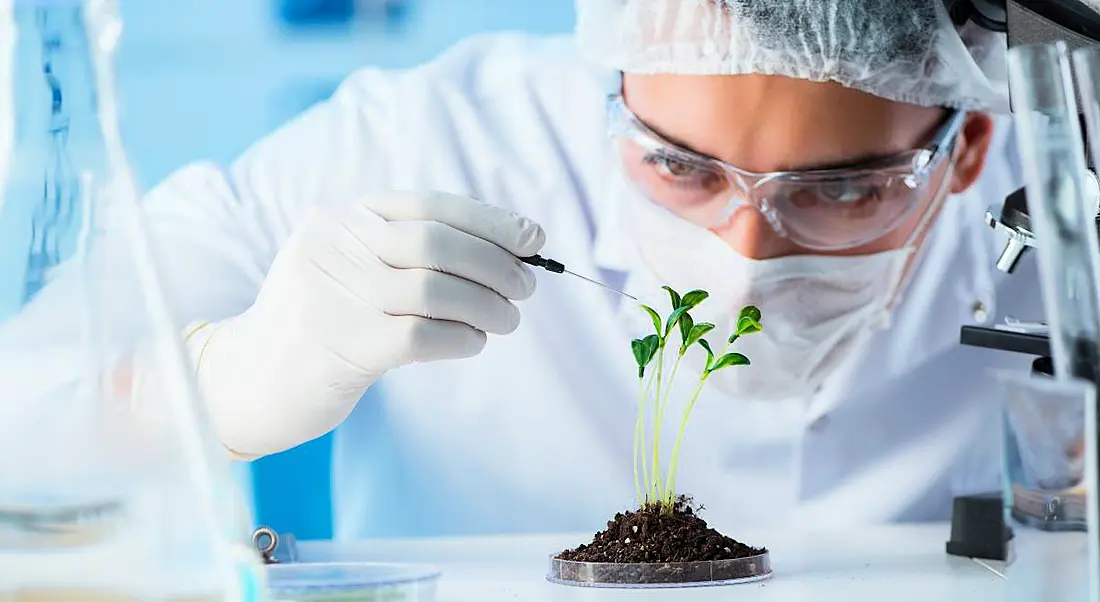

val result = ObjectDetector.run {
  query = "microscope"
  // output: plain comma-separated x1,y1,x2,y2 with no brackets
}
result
940,0,1100,563
957,0,1100,367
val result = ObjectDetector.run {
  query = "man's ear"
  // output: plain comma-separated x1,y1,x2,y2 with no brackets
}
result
949,112,996,194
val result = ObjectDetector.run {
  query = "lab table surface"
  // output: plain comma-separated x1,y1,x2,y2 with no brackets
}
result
297,523,1006,601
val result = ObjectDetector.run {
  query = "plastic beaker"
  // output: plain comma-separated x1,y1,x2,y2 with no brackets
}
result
997,370,1092,602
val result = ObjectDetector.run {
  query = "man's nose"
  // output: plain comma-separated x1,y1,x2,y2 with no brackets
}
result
712,205,798,259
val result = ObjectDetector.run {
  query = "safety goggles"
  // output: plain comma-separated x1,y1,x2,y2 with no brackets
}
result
606,93,966,251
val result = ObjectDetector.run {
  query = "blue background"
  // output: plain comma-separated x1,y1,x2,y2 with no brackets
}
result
109,0,575,541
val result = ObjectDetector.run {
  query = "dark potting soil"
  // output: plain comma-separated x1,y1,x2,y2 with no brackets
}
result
556,496,765,564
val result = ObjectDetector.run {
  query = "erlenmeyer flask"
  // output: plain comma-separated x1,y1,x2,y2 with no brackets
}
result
0,0,266,599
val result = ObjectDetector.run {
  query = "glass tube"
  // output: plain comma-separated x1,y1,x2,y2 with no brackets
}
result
1071,41,1100,602
1008,40,1100,602
1007,42,1100,384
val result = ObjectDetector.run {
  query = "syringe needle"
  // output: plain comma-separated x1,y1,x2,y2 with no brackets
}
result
519,255,637,301
563,268,638,301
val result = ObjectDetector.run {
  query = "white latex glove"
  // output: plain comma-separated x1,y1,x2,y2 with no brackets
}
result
185,191,546,459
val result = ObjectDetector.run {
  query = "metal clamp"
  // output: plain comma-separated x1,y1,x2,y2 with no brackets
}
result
253,526,280,564
986,204,1037,273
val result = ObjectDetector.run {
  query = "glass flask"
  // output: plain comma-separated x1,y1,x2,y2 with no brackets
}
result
0,0,266,600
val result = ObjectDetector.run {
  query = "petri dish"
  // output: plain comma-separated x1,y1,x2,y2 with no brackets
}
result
266,561,440,601
547,551,772,588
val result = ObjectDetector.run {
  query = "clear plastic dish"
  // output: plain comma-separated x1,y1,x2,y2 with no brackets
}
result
547,551,772,588
266,561,440,601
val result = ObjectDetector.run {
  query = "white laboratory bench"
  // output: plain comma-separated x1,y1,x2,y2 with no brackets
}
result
297,523,1006,601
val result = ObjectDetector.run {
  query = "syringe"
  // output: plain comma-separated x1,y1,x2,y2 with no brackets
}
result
520,255,638,301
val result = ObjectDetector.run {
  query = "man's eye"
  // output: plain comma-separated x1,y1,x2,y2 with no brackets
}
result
643,154,707,178
819,184,878,203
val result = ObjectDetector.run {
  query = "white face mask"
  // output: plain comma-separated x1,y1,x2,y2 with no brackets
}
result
618,163,954,402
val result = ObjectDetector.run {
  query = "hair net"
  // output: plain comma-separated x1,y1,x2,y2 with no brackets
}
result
574,0,1009,113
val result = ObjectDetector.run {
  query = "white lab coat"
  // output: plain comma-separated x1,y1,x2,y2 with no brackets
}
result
17,32,1045,539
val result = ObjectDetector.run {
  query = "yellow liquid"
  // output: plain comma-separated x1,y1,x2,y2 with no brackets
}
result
0,591,220,602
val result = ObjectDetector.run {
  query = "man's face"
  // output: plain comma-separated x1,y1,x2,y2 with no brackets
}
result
620,73,996,259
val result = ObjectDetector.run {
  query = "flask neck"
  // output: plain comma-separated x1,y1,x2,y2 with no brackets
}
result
12,4,103,137
1,2,114,307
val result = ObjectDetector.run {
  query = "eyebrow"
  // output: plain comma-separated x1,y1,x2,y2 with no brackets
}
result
783,152,905,172
637,114,906,174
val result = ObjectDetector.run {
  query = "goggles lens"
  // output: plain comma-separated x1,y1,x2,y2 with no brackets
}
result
609,97,962,251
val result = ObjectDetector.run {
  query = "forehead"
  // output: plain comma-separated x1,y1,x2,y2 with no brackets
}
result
621,73,946,173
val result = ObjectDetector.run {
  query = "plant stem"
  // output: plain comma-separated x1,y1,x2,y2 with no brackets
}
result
650,346,666,504
658,355,683,428
633,376,644,505
655,353,682,507
633,370,656,507
662,340,733,504
664,374,708,506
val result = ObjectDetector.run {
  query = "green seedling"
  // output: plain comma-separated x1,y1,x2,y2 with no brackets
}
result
630,287,762,513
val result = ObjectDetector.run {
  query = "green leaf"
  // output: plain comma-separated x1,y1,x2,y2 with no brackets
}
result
737,316,762,335
633,335,660,366
727,333,740,345
678,311,695,347
739,305,762,322
665,306,690,337
709,352,750,372
640,305,662,337
698,338,715,370
680,290,709,309
631,339,648,368
681,323,715,355
643,334,660,362
632,335,661,376
662,285,682,310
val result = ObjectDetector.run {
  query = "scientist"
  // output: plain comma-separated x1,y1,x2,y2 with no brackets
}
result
52,0,1045,537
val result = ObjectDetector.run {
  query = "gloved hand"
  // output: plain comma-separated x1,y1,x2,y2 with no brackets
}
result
185,191,546,459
